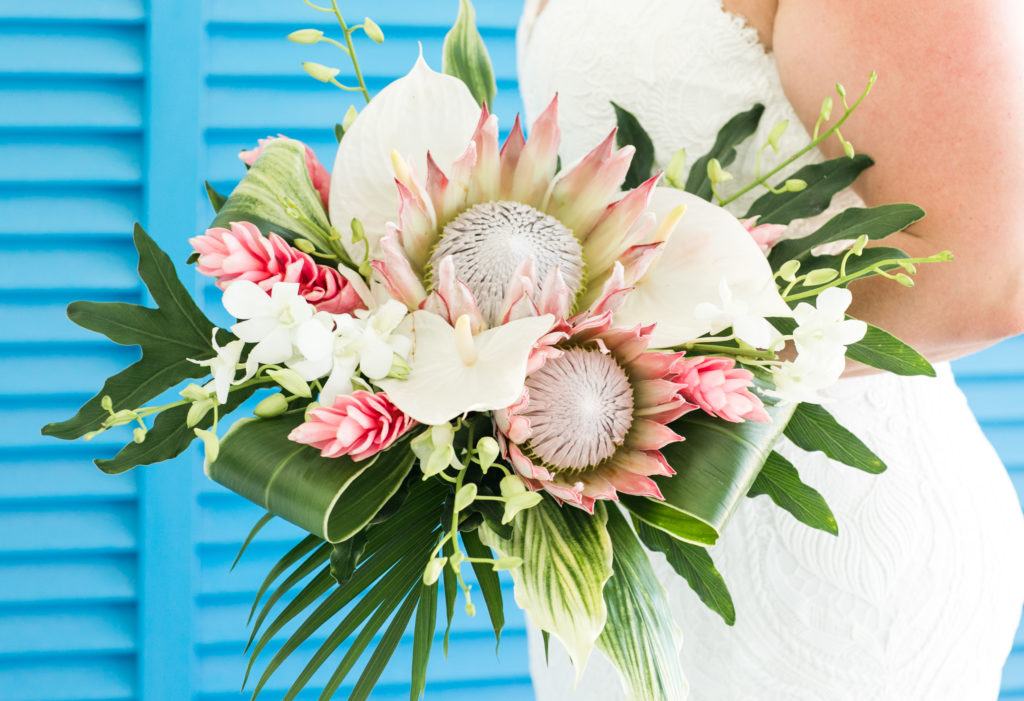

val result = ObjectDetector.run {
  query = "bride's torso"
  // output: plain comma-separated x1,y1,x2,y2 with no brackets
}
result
518,2,1024,699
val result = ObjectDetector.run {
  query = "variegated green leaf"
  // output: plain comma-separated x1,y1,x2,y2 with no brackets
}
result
442,0,496,110
479,496,613,678
597,506,688,701
210,138,334,251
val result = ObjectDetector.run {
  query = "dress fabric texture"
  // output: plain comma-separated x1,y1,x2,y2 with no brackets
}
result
517,1,1024,699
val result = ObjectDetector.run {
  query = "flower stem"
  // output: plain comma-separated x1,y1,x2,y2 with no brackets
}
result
783,251,952,301
683,343,776,360
329,0,372,104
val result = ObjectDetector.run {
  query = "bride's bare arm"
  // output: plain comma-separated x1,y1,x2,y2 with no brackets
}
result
773,0,1024,365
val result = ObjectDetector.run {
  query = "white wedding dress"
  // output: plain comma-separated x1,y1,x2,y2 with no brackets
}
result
517,1,1024,699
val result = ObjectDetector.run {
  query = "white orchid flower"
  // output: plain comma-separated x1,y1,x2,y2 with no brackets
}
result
190,328,244,404
791,286,867,359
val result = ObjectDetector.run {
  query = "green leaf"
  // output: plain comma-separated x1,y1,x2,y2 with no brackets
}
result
768,203,925,268
611,101,656,190
685,103,765,201
334,122,345,143
410,582,438,701
479,496,613,676
246,543,332,653
597,506,688,701
744,154,874,225
634,519,735,625
94,383,256,474
462,528,504,647
441,536,457,657
748,451,838,535
622,404,793,545
209,138,333,250
247,534,323,622
204,180,228,213
207,415,415,542
42,224,216,444
345,584,422,701
442,0,496,110
785,402,886,473
846,322,936,377
329,531,367,586
232,512,275,571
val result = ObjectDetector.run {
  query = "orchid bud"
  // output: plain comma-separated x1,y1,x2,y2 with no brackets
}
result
302,61,340,83
492,556,523,571
448,550,465,573
423,557,447,585
502,491,543,524
186,398,215,428
423,444,455,478
894,273,915,287
454,483,478,512
303,401,320,422
132,427,147,444
767,120,788,152
785,179,807,192
819,96,833,122
267,368,312,398
430,422,455,449
288,29,324,44
465,602,476,617
194,428,220,463
500,474,528,497
898,260,918,274
342,105,359,131
254,393,289,418
804,268,839,286
850,234,870,256
387,355,410,380
707,158,733,184
842,140,856,159
665,148,687,189
778,259,801,282
835,83,847,102
363,18,385,43
476,436,499,472
180,383,209,402
294,238,317,254
101,395,113,412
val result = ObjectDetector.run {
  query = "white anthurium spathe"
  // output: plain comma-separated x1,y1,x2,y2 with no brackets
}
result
614,187,791,349
329,55,482,261
377,310,555,425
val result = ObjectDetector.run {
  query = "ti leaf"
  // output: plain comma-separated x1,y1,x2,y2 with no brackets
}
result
685,103,765,201
634,519,735,626
209,138,333,251
748,451,838,535
744,154,874,225
784,402,886,473
768,203,925,268
479,496,613,677
611,101,656,190
621,403,793,546
442,0,496,110
597,506,688,701
42,224,216,446
208,414,416,542
845,322,936,377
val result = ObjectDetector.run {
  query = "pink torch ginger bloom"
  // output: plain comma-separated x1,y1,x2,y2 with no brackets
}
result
241,136,331,212
740,216,786,255
672,355,771,423
189,221,364,315
288,391,416,461
494,312,698,513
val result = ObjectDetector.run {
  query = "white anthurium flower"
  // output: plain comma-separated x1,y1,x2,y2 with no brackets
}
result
692,278,784,350
222,280,335,381
329,55,481,260
377,310,555,425
190,328,244,404
614,187,791,349
791,286,867,358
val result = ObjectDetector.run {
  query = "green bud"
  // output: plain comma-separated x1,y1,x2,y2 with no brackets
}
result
303,401,320,422
492,556,523,571
867,71,878,88
423,444,455,478
778,259,801,282
363,17,385,43
706,158,733,184
342,105,359,132
186,398,215,428
502,491,543,524
267,368,312,398
894,273,915,287
842,140,856,159
132,427,147,444
302,61,340,83
294,238,317,254
499,474,528,497
835,83,847,101
819,96,833,122
101,395,113,412
194,428,220,463
465,602,476,617
107,409,139,426
767,120,789,152
387,355,410,380
448,550,465,574
287,28,324,44
84,430,102,441
665,148,687,189
475,436,500,472
180,383,210,402
254,393,289,418
898,260,918,274
350,217,366,243
411,429,435,463
785,178,807,192
454,483,478,512
430,422,455,449
423,557,447,585
850,234,870,256
803,268,839,286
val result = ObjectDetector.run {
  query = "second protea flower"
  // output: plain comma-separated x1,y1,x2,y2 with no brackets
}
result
494,312,697,512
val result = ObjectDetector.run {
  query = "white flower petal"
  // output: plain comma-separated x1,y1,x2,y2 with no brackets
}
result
222,280,270,319
250,326,293,366
295,318,334,361
816,286,853,319
359,335,395,379
377,311,554,425
328,56,481,259
838,318,868,346
614,187,790,348
733,315,781,350
231,317,277,344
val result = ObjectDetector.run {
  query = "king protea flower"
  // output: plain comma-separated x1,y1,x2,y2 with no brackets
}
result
494,311,698,513
327,56,790,352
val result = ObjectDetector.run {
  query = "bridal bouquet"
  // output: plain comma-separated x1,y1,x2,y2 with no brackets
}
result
42,1,949,699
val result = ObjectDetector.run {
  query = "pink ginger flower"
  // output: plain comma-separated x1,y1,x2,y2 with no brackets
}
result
240,136,331,212
494,312,698,513
740,217,786,255
189,221,364,314
672,355,770,423
288,391,416,461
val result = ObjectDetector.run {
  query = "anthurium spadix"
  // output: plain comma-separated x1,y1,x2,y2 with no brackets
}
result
614,187,791,349
376,311,555,425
